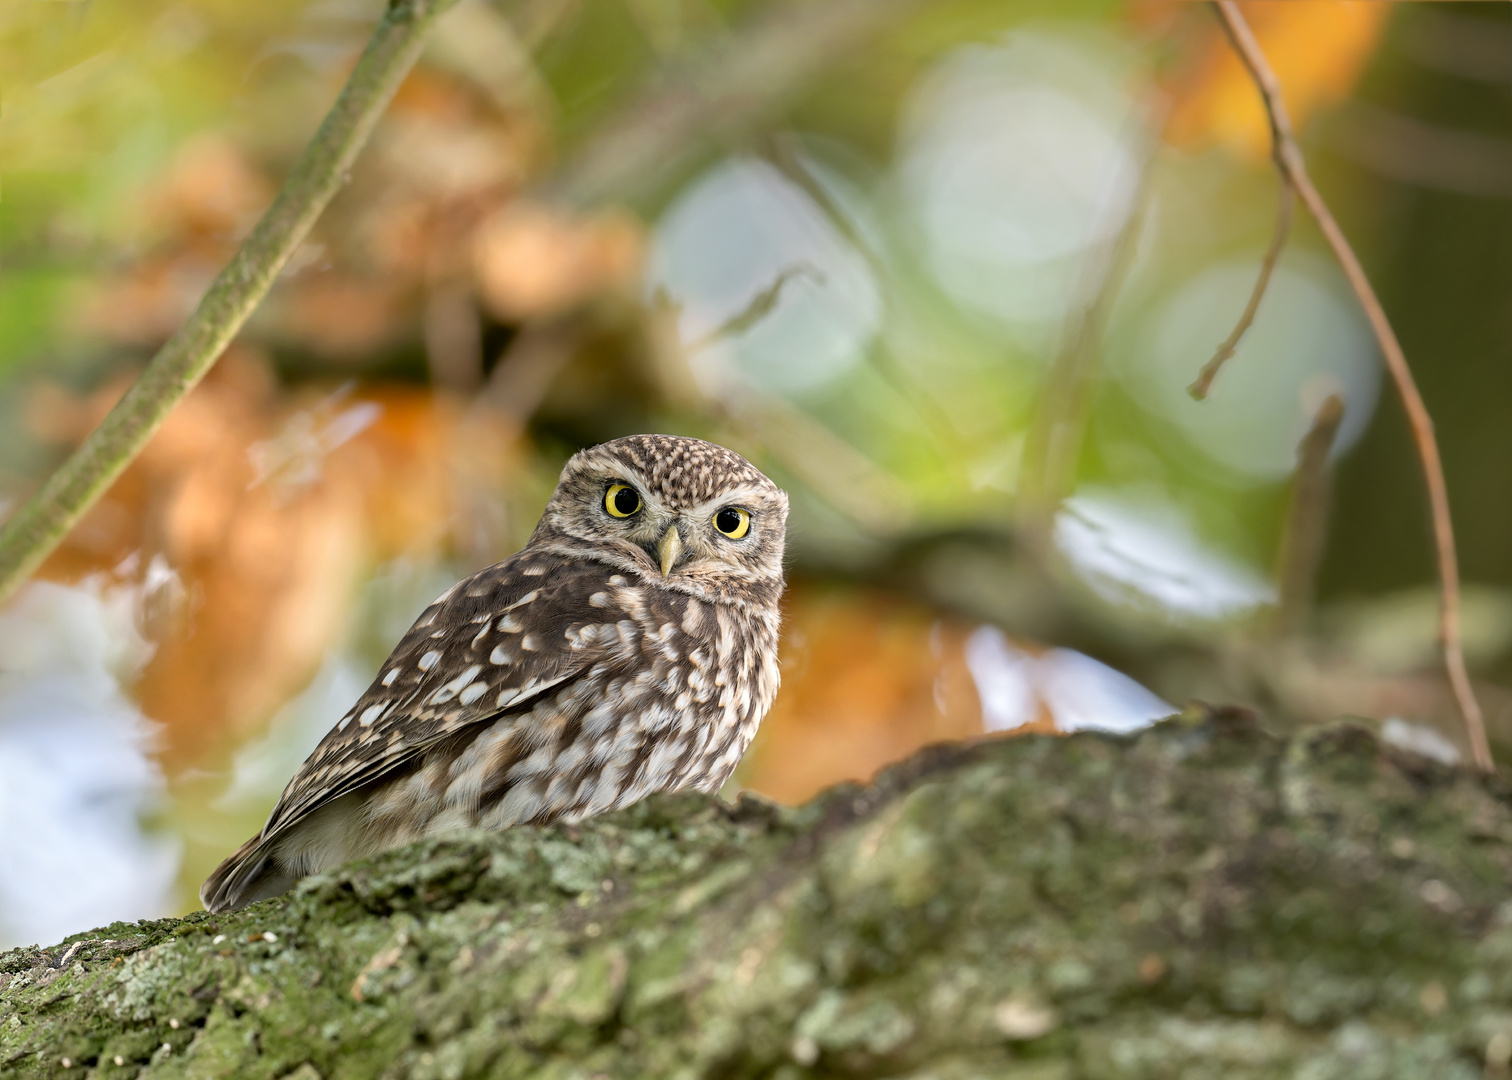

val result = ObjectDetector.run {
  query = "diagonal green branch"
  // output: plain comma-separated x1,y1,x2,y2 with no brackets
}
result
0,0,460,606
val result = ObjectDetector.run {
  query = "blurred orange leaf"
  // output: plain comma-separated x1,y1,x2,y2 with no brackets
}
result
737,586,986,805
1163,1,1391,158
473,203,644,322
33,351,519,767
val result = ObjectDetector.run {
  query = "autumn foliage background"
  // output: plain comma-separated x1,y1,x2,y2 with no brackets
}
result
1,0,1510,946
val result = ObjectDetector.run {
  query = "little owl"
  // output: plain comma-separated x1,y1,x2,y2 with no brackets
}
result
202,434,787,912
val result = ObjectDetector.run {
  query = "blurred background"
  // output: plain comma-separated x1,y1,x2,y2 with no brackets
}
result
0,0,1509,947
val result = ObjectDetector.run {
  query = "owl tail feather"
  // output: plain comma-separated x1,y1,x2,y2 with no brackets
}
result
200,835,298,914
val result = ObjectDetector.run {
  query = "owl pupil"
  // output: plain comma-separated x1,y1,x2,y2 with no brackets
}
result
613,487,640,515
716,509,741,534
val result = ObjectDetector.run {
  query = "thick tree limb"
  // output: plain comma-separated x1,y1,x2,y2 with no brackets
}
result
4,714,1510,1076
0,0,460,606
1212,3,1490,771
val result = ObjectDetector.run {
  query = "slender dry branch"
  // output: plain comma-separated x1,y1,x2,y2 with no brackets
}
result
0,0,459,607
1188,182,1295,400
684,265,823,355
1274,393,1344,637
1213,1,1492,771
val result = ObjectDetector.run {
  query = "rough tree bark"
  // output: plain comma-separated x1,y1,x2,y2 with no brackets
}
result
4,709,1512,1079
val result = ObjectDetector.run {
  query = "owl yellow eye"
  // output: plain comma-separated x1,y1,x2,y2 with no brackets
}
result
714,507,750,539
605,483,642,518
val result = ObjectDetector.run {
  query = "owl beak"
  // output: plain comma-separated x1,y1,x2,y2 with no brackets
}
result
657,525,684,578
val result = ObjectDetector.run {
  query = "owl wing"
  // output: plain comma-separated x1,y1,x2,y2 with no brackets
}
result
258,548,645,843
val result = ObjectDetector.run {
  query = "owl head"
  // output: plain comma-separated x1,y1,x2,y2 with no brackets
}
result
530,435,788,604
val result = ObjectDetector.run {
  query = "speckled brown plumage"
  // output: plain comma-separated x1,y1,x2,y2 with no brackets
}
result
202,435,787,913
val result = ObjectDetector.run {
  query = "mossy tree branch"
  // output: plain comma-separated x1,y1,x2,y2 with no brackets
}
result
5,714,1512,1077
0,0,461,607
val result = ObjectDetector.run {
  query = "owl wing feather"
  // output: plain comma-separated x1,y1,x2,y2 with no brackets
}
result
264,548,646,838
202,549,648,910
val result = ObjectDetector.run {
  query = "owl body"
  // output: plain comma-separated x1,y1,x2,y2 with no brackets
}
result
203,435,787,913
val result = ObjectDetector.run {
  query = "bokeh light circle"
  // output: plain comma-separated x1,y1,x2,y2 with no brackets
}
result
1113,256,1380,480
648,157,881,395
899,30,1141,341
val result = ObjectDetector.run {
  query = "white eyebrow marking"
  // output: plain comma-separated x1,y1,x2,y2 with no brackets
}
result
419,651,441,671
382,669,399,686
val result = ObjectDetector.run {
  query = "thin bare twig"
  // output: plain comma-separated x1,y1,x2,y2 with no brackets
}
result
1274,393,1344,637
1213,1,1492,770
1188,182,1295,399
0,0,460,606
646,284,912,533
684,265,823,355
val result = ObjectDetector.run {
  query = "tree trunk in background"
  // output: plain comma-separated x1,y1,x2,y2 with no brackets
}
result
3,711,1510,1078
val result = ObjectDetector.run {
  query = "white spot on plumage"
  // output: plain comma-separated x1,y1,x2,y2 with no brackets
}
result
490,645,512,665
715,607,736,662
497,613,523,633
521,633,540,651
459,681,488,706
360,703,386,727
419,651,441,671
496,688,519,708
485,783,546,829
431,664,483,705
382,668,400,687
581,699,619,740
590,591,611,608
507,591,539,609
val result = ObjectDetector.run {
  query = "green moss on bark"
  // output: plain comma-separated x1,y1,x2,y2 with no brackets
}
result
6,708,1512,1078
